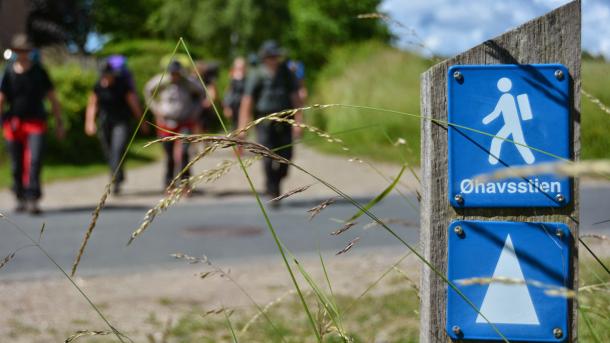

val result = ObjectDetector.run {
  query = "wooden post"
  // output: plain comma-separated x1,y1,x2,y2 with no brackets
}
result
419,1,580,342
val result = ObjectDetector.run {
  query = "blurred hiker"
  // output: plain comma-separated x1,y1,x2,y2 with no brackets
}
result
0,34,64,214
191,61,219,134
106,54,136,91
85,62,145,194
223,57,247,130
238,40,303,199
144,60,203,189
288,60,308,103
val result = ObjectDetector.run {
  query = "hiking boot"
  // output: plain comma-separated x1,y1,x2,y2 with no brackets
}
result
27,200,42,215
14,200,26,213
112,182,122,195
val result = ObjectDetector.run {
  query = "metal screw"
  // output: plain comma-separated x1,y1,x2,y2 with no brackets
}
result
454,226,464,237
553,327,563,339
555,193,565,203
452,325,463,336
556,229,564,238
454,194,464,205
453,71,463,81
554,69,564,80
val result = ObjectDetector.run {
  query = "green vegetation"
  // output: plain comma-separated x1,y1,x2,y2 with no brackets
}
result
309,41,433,165
166,289,420,342
93,0,388,72
83,257,608,342
581,59,610,160
579,255,610,342
309,41,610,164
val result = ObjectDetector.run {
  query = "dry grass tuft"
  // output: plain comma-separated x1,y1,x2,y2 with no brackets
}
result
474,159,610,182
128,158,256,245
363,218,416,230
269,184,314,203
0,252,16,270
170,253,210,265
583,89,610,116
331,222,357,236
240,290,298,335
336,237,361,255
267,116,349,151
458,276,576,298
202,308,227,317
64,330,111,342
307,198,337,221
71,182,113,277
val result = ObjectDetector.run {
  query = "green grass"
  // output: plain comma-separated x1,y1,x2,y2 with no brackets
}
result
82,257,606,342
308,41,610,164
0,138,161,189
579,255,610,343
308,41,433,165
581,60,610,160
165,288,420,343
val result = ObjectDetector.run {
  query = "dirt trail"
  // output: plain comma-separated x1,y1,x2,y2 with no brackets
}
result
0,146,416,211
0,146,420,342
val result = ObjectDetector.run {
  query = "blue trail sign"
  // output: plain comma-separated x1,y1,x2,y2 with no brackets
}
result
447,64,571,208
446,220,571,342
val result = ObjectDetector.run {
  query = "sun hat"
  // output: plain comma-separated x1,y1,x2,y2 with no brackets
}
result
258,40,284,59
168,60,183,73
10,33,33,51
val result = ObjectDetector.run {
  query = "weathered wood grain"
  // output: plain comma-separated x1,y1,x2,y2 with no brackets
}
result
419,1,581,342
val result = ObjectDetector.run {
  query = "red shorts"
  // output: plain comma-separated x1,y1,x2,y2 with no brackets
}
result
2,117,47,141
2,117,47,189
156,120,196,138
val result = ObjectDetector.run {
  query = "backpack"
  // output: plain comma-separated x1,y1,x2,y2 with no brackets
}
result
148,76,201,123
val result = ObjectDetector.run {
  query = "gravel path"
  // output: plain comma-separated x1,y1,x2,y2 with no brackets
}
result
0,145,415,211
0,146,420,342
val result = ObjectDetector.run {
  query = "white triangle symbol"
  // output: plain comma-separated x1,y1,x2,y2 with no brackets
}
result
476,234,540,325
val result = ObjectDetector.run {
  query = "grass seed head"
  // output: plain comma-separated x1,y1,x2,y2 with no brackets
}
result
64,330,111,342
336,237,361,255
307,197,337,221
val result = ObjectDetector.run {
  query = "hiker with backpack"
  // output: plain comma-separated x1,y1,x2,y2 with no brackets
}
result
144,60,204,189
85,61,145,195
0,34,64,214
238,40,303,200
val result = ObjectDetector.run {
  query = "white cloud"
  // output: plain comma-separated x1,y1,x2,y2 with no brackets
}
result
381,0,610,59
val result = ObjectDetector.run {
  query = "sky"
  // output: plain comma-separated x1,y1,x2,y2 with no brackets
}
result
381,0,610,59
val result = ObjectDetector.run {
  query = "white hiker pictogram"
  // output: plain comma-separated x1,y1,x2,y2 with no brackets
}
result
482,77,536,165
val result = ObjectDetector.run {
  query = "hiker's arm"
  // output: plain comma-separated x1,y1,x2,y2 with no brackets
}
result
203,83,217,109
85,93,98,136
482,102,501,125
47,90,65,139
126,91,149,134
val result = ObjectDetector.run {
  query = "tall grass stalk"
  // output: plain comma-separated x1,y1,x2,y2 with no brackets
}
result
179,38,323,342
70,40,183,277
223,309,240,343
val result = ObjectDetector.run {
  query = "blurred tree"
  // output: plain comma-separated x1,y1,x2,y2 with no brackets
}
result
27,0,93,52
92,0,162,40
92,0,389,70
144,0,291,59
287,0,391,68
